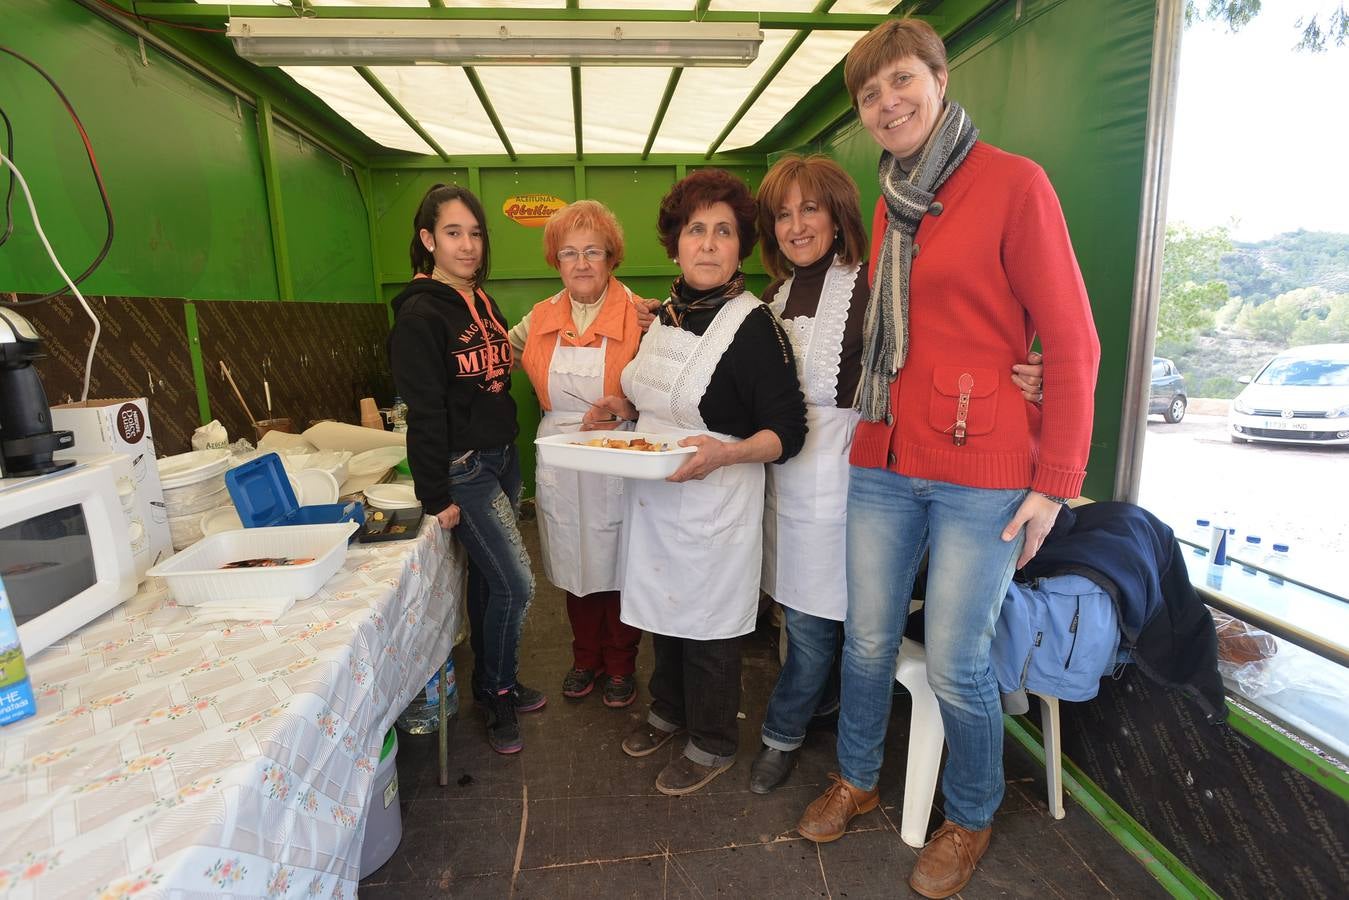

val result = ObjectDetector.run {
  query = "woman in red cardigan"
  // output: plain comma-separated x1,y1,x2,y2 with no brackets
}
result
794,19,1100,900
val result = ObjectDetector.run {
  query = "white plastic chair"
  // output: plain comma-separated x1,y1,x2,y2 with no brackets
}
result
894,637,1064,848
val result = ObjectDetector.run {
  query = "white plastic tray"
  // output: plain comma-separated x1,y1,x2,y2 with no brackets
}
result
535,431,697,480
147,522,358,606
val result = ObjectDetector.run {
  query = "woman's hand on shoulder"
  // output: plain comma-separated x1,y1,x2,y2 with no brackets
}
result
1002,490,1062,568
582,395,637,431
635,298,662,333
667,435,731,482
1011,350,1044,404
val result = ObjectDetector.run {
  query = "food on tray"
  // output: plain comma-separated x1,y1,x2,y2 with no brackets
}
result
220,557,315,569
577,437,671,452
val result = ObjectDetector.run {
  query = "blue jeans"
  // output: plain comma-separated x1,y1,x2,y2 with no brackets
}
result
761,606,842,752
837,466,1026,831
452,445,535,696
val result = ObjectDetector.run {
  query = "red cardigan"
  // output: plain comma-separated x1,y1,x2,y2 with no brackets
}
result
851,141,1100,499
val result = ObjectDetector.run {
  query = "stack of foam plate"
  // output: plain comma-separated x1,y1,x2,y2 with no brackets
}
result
158,449,231,549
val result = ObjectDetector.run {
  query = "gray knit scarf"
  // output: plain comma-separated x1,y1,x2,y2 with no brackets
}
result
856,102,978,422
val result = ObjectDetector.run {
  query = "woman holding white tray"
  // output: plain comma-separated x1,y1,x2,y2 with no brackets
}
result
585,169,807,797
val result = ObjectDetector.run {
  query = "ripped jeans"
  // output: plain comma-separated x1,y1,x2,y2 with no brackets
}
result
450,444,535,697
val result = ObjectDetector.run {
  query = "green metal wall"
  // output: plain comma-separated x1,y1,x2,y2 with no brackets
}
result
803,0,1154,501
0,0,374,304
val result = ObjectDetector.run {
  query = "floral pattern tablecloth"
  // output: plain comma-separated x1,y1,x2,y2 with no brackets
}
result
0,519,462,899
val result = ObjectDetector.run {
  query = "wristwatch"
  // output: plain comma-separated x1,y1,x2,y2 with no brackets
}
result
1036,491,1071,505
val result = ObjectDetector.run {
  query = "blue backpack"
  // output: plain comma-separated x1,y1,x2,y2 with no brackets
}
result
992,573,1122,702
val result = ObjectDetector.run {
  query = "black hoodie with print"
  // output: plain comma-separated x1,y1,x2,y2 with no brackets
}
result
388,277,518,516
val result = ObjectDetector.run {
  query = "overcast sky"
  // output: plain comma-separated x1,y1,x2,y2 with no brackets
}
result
1166,0,1349,241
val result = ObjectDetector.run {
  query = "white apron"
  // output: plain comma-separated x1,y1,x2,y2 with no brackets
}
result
535,332,625,596
761,260,861,621
618,294,765,641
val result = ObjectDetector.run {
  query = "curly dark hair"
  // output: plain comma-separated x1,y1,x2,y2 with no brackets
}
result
656,168,758,262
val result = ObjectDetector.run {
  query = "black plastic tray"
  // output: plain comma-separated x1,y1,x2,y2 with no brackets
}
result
357,507,424,543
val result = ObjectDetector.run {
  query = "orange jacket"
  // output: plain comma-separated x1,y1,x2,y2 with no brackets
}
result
520,276,647,410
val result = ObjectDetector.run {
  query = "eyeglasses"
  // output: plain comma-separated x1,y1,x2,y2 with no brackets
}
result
557,247,607,263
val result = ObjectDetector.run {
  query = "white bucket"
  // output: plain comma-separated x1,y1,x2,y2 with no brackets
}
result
358,728,403,879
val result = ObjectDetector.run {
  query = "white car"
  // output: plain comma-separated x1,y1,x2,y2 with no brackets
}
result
1229,343,1349,446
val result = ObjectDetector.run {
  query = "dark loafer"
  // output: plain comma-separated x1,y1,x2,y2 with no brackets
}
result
749,745,798,794
655,754,734,796
621,720,682,758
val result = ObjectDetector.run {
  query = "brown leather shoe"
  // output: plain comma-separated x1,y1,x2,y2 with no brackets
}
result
796,773,879,843
908,820,992,899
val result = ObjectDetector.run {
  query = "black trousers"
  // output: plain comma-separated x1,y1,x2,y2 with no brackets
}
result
648,632,742,764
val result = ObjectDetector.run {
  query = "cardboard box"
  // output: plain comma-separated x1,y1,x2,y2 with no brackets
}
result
52,399,172,580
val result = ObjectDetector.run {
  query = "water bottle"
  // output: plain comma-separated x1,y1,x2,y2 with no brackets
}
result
1264,543,1290,586
395,656,457,734
391,396,409,434
1190,518,1212,556
1239,535,1262,575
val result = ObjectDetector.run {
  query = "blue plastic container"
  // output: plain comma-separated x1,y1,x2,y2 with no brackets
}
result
226,452,365,537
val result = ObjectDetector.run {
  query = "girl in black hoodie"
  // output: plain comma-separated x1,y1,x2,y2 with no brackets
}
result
388,184,544,754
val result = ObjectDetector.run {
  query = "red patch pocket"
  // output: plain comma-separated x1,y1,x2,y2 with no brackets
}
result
927,366,1000,439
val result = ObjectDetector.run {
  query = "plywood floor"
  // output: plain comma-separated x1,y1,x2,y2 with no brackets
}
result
359,516,1167,899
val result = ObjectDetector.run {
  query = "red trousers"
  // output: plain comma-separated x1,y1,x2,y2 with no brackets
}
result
566,590,640,677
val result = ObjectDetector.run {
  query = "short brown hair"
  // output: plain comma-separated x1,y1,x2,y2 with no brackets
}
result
542,200,626,271
844,18,948,111
756,155,868,281
656,168,758,261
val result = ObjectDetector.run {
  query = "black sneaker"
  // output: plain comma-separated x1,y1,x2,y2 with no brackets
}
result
483,692,522,754
562,667,601,700
602,674,637,708
475,682,548,714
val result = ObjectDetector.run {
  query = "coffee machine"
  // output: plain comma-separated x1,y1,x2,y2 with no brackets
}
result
0,306,74,478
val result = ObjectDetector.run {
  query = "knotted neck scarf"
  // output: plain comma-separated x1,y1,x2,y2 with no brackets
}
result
660,270,747,328
856,101,978,422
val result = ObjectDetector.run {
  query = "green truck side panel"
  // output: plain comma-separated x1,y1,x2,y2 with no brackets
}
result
1,0,377,305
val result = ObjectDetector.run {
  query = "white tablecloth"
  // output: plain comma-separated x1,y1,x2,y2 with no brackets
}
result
0,518,462,899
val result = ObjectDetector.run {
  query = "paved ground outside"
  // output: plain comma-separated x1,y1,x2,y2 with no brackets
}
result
1137,410,1349,598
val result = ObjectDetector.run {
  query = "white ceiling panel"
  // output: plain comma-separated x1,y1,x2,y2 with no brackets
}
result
202,1,903,158
279,66,432,154
367,66,511,157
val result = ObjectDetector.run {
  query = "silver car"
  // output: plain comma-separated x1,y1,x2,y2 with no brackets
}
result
1229,343,1349,446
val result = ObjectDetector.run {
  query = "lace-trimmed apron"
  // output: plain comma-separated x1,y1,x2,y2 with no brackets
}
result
762,259,861,621
617,294,764,640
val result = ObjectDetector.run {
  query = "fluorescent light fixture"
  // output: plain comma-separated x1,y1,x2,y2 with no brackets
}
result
227,18,763,68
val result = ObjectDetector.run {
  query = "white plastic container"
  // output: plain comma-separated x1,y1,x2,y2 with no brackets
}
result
159,449,231,519
147,522,358,606
535,431,697,480
357,728,403,879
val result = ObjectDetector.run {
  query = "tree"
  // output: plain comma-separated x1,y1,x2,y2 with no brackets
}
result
1186,1,1349,51
1159,223,1232,348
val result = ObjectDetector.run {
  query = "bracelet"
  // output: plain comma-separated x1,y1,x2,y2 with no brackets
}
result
1036,491,1071,505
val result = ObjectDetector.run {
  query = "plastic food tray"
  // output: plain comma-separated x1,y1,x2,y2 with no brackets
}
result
534,431,697,480
147,522,359,606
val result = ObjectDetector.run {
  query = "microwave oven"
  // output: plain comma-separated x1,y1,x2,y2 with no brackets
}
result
0,455,139,656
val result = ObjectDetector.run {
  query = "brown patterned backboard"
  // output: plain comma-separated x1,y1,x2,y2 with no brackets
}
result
195,300,392,444
10,294,198,455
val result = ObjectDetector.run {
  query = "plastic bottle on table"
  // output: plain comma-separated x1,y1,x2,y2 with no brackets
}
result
391,396,409,434
1205,523,1229,589
1239,535,1262,575
1190,518,1212,556
1264,543,1290,586
395,656,457,734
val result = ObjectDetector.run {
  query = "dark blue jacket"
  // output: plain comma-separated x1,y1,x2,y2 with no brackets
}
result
1020,502,1227,723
